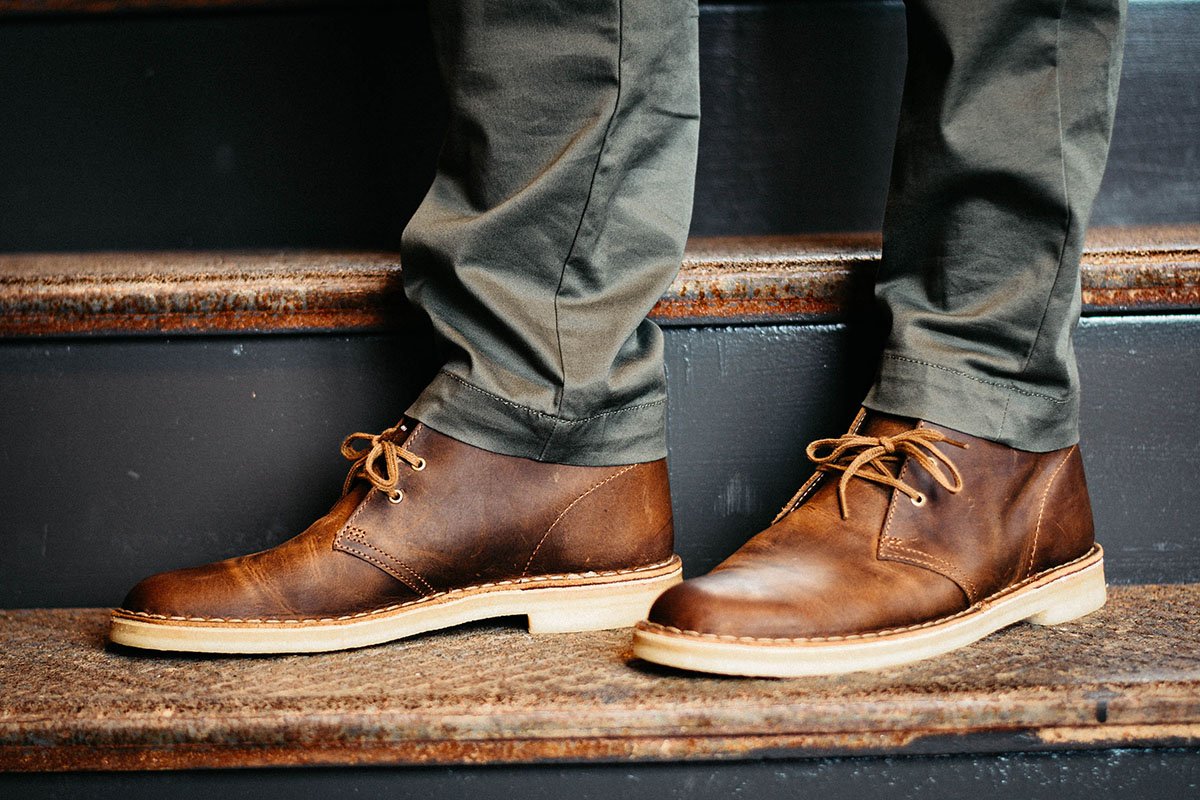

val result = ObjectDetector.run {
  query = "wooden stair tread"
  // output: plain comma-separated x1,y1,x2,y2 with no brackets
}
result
1,225,1198,336
2,583,1198,772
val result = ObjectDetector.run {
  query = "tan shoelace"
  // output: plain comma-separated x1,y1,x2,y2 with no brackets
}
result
806,427,967,519
340,424,426,500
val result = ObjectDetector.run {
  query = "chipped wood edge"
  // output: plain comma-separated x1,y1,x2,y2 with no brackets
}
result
1,226,1197,337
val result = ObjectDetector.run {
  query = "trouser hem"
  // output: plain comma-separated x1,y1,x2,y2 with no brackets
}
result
863,353,1079,452
406,370,668,466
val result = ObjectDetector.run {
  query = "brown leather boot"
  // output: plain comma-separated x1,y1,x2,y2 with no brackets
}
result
109,421,681,653
633,409,1105,677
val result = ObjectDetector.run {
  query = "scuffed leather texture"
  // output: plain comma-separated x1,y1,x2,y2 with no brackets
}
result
878,421,1094,603
120,485,417,621
332,423,675,591
647,410,1096,640
120,422,674,621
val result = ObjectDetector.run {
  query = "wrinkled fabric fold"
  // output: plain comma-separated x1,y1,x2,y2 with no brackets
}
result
866,0,1127,450
403,0,700,465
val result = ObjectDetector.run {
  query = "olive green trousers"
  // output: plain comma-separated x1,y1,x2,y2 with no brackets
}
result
403,0,1126,465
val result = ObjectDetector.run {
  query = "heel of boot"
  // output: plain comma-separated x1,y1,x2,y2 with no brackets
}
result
1025,559,1107,626
525,567,682,634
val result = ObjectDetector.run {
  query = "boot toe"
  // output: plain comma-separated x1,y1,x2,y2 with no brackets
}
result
647,570,826,640
646,558,963,641
118,563,242,621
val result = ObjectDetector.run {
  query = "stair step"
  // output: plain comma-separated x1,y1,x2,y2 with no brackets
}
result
1,583,1196,772
0,227,1197,606
669,224,1200,324
2,225,1197,336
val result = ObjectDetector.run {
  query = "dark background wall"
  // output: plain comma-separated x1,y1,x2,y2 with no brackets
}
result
0,1,1195,251
1,315,1197,608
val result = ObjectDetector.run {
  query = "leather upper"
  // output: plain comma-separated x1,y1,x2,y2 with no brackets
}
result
120,422,674,621
646,410,1095,640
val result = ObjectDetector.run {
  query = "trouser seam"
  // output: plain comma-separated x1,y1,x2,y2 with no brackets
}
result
880,354,1070,404
549,0,625,419
439,370,665,425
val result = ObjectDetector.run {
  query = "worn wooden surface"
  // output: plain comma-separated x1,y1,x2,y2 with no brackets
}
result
1,584,1197,772
2,226,1197,336
669,225,1200,324
0,251,409,336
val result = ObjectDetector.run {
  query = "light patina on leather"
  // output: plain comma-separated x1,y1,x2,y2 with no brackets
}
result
119,422,675,624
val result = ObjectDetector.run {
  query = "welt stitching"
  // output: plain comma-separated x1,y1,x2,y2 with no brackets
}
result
638,547,1100,644
115,556,682,624
882,354,1069,404
1028,446,1076,577
442,371,665,424
522,464,638,577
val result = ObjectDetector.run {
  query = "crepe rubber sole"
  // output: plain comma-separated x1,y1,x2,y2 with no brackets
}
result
632,546,1106,677
109,556,683,654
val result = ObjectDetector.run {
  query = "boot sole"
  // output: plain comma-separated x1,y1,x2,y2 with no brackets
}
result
632,546,1106,677
109,556,683,654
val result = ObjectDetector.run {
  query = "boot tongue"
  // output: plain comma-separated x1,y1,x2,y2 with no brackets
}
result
381,420,415,444
856,410,920,439
811,410,921,501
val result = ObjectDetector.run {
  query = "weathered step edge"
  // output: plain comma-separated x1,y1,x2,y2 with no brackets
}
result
1,584,1198,772
1,225,1197,337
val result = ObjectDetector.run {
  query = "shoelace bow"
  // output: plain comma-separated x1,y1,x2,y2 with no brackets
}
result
806,427,968,519
340,424,426,498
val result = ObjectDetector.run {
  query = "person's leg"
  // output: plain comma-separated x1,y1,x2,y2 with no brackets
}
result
404,0,701,466
634,0,1127,677
865,0,1126,450
109,0,701,654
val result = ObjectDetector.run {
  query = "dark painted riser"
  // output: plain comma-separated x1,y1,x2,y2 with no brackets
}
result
4,752,1198,800
0,1,1195,251
0,314,1196,608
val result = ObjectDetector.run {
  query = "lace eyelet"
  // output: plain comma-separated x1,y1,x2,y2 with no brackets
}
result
910,492,927,507
412,458,427,472
387,488,404,505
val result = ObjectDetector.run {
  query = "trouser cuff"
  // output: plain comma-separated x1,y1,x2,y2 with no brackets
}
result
863,353,1079,452
406,371,668,466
